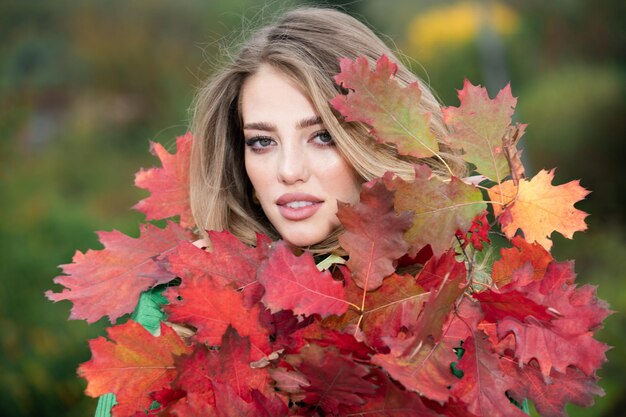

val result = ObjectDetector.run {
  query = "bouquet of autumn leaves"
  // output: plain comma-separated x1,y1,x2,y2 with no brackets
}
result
47,55,610,417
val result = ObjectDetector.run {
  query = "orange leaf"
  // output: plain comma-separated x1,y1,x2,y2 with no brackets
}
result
79,321,192,417
488,169,589,250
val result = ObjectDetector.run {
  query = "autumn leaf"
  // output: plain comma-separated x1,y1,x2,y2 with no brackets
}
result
492,236,553,287
496,261,610,379
133,132,195,228
258,241,350,318
47,221,192,323
473,289,553,323
163,231,270,307
415,249,467,291
342,369,442,416
450,333,529,417
331,54,440,158
78,321,192,417
371,271,468,403
176,327,273,402
488,169,590,250
443,80,523,183
338,179,413,290
164,277,271,355
504,360,604,417
384,166,486,256
284,344,378,415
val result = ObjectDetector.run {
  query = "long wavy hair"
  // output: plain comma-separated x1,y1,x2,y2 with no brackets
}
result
189,6,465,253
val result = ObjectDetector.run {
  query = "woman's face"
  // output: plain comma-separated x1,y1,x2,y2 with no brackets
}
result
241,64,361,247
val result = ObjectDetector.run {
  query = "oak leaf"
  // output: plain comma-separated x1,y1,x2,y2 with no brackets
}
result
384,166,486,256
443,80,523,182
488,169,590,250
504,360,604,417
450,333,528,417
164,277,271,354
133,133,195,228
47,222,192,323
331,54,440,158
284,344,378,415
78,321,192,417
163,231,270,307
338,179,413,290
492,236,553,287
258,241,349,318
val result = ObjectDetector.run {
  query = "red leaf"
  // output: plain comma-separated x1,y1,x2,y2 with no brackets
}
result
497,261,610,378
473,289,553,323
177,327,273,402
164,277,271,355
285,344,378,415
338,179,412,290
372,297,480,403
163,231,270,307
47,222,192,323
258,241,349,318
504,360,604,417
384,166,486,256
133,133,195,228
492,236,552,287
342,369,442,416
331,55,440,158
416,250,467,291
443,80,520,182
450,334,528,417
78,321,192,417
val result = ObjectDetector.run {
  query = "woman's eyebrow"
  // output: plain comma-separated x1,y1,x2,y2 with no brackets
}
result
243,116,323,132
243,121,276,131
297,115,323,129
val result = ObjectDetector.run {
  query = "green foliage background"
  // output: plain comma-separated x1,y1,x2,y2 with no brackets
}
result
1,1,624,416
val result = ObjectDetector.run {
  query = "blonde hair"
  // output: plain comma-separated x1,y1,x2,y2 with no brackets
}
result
190,7,465,252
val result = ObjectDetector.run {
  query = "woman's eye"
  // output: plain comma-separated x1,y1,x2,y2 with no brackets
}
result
246,136,275,150
312,130,334,146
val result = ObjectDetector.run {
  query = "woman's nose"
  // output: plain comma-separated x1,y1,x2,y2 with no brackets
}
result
277,143,309,184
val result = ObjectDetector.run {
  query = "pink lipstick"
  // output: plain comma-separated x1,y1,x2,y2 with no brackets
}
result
276,193,323,221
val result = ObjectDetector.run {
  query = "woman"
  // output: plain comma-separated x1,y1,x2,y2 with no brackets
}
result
188,6,463,254
93,7,465,415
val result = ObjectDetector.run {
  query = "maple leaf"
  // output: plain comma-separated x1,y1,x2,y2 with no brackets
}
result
78,321,192,417
258,241,350,318
47,221,192,323
163,231,270,307
450,333,528,417
504,360,604,417
331,54,440,158
384,166,486,256
164,278,271,355
491,236,553,287
488,169,590,250
443,80,522,183
285,344,378,415
133,133,195,228
338,178,413,290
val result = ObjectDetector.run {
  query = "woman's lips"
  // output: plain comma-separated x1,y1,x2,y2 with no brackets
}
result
276,193,323,221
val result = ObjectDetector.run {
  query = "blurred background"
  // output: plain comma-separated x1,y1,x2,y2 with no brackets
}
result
1,0,624,416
